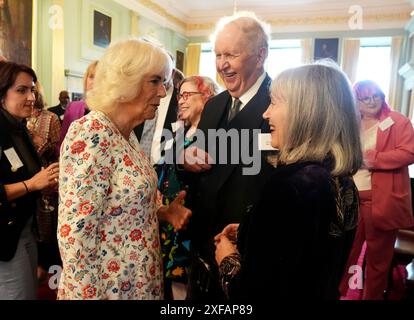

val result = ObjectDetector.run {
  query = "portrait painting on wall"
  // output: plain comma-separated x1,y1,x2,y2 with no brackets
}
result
72,92,83,102
93,10,111,48
0,0,32,66
314,38,339,62
176,50,184,72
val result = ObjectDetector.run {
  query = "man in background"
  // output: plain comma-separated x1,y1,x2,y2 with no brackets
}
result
49,90,70,122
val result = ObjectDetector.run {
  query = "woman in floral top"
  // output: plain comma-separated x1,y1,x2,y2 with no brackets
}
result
57,39,192,300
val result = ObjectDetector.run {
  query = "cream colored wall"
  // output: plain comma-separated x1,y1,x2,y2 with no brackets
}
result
34,0,188,105
133,14,188,64
34,0,65,107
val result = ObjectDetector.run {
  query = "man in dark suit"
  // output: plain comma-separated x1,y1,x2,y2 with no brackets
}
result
134,68,184,165
49,90,70,122
182,13,275,299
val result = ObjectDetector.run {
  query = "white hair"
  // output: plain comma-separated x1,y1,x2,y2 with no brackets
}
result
211,11,270,56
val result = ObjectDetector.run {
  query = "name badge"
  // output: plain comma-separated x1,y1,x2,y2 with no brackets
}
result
164,138,174,151
4,148,24,172
379,117,394,131
258,133,277,151
171,121,184,133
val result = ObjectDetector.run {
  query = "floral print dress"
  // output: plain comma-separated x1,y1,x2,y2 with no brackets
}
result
57,111,163,300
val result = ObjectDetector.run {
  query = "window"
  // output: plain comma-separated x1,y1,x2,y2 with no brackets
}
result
266,40,303,79
356,37,392,97
199,43,216,80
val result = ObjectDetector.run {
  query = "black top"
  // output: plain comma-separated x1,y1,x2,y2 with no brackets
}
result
0,108,41,261
224,161,358,300
48,104,66,122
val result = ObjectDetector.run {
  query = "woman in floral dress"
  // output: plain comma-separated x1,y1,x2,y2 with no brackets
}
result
57,39,192,300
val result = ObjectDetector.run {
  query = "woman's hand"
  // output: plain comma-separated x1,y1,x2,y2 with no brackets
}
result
363,149,376,169
27,162,59,192
159,190,192,231
214,234,238,266
214,223,239,244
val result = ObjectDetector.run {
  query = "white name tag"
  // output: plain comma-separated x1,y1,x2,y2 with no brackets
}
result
379,117,394,131
4,148,24,172
171,121,184,133
164,138,174,151
258,133,277,151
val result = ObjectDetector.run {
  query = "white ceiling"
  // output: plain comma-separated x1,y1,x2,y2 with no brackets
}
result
115,0,414,36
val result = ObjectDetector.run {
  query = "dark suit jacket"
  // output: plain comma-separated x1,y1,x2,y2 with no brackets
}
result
49,104,66,122
229,162,356,300
134,88,178,142
187,74,274,263
0,110,41,261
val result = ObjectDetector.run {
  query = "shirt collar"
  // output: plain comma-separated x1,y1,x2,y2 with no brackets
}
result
232,72,266,110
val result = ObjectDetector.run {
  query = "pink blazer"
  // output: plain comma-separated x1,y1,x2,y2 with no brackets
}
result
56,100,87,156
370,108,414,230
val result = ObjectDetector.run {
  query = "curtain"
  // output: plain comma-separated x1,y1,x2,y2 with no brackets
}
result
185,43,201,76
301,39,313,64
341,39,360,84
388,36,404,112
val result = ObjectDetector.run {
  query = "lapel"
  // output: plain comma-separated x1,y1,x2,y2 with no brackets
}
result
163,88,178,132
198,91,232,135
199,75,272,191
227,74,272,135
376,109,392,152
0,110,41,177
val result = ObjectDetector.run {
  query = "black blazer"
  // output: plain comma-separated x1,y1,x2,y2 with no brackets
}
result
229,162,357,300
134,88,178,141
48,104,65,122
0,110,41,261
187,74,275,262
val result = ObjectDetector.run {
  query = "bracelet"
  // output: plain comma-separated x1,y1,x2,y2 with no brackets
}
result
22,181,29,194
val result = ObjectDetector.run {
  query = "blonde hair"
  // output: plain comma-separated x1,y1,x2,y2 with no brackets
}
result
87,39,172,113
272,63,362,176
211,11,270,57
83,60,98,93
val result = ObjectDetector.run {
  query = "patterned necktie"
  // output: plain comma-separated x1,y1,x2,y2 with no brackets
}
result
140,109,158,157
228,98,242,123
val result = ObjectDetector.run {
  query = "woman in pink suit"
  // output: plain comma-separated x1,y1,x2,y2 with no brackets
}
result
55,60,98,156
339,80,414,299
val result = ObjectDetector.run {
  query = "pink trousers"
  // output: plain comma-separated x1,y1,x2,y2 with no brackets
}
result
339,190,398,300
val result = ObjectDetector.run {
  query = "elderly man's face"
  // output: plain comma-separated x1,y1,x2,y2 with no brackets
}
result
214,23,263,98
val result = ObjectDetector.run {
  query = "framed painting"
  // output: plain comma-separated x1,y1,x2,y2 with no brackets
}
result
314,38,339,62
93,10,111,48
176,50,184,72
0,0,32,65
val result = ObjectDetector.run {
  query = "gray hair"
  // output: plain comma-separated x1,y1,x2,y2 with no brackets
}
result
87,38,172,113
212,11,270,57
272,63,362,176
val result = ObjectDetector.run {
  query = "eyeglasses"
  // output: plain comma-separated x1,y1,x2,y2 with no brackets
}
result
358,94,382,104
177,91,202,101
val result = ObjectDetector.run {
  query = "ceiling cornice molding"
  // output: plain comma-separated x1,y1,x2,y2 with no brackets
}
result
267,12,410,27
137,0,186,29
119,0,412,37
186,12,410,31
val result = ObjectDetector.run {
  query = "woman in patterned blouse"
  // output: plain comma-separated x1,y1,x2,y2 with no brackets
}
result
57,39,192,300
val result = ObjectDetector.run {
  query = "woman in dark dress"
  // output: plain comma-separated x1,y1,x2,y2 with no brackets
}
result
214,63,363,300
0,61,59,299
